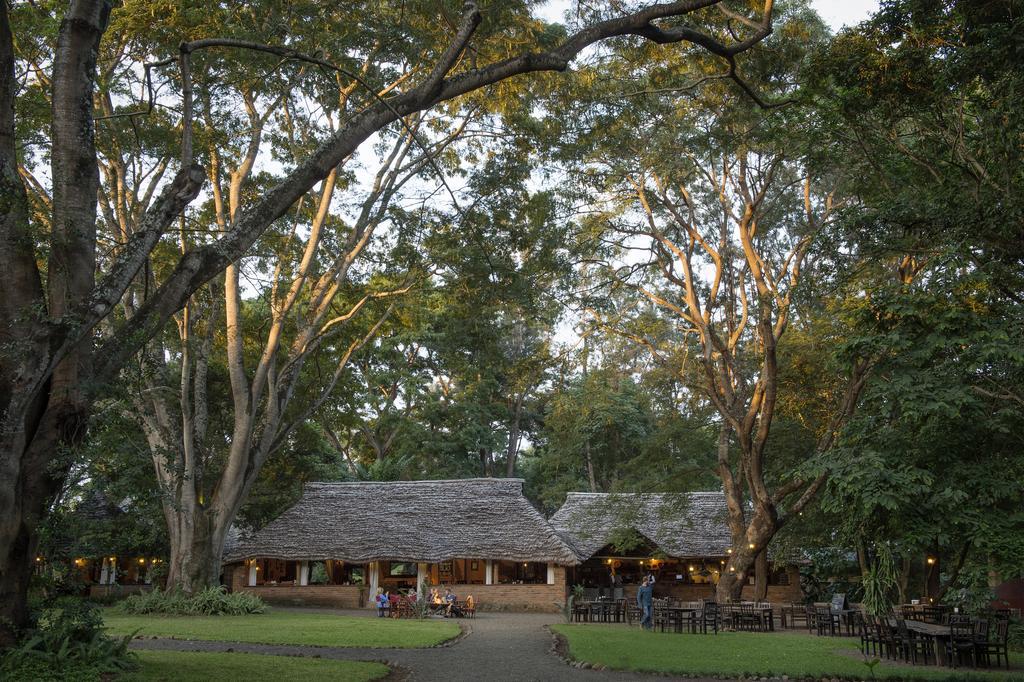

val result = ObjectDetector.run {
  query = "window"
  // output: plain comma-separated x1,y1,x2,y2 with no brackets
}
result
389,562,417,577
496,561,547,584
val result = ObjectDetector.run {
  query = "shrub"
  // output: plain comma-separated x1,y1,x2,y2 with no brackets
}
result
119,585,266,615
0,597,137,682
1009,618,1024,653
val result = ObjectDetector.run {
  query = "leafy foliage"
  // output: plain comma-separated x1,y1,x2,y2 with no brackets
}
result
0,598,136,682
119,587,266,616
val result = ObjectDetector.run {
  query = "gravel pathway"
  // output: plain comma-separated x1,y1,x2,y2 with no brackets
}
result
128,609,703,681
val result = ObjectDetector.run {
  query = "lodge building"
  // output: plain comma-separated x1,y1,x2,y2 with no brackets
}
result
221,478,802,611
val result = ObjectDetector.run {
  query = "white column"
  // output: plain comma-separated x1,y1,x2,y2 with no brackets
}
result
247,561,257,587
99,559,110,585
416,563,428,596
485,560,493,585
547,563,555,585
368,562,379,606
299,561,309,586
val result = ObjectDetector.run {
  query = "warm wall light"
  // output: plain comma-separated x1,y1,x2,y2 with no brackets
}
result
926,557,936,565
726,548,732,554
139,558,145,564
688,565,695,571
748,543,755,550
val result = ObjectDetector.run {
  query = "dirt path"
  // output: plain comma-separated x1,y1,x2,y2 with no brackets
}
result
128,610,701,681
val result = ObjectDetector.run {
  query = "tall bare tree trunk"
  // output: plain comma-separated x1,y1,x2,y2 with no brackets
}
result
753,550,769,601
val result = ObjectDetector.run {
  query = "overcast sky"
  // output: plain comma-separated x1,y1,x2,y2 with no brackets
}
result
810,0,880,29
538,1,881,31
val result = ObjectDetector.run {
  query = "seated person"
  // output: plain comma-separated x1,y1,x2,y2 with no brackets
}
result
443,588,458,617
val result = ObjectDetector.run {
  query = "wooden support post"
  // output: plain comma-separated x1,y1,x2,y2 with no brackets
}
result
485,559,493,585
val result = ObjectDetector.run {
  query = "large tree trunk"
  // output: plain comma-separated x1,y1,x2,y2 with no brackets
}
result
164,504,230,592
753,550,769,601
715,508,778,602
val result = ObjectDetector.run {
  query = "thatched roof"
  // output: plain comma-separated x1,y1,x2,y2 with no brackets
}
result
224,478,578,565
549,492,733,561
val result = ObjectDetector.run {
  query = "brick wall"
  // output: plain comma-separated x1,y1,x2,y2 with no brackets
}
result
435,566,568,613
228,564,247,593
242,584,367,609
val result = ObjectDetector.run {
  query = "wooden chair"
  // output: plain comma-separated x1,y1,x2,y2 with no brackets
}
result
972,617,990,664
979,618,1010,669
814,605,839,637
895,618,933,665
804,604,818,633
855,612,879,657
783,603,808,630
872,614,897,655
463,596,476,618
700,601,719,635
945,619,977,667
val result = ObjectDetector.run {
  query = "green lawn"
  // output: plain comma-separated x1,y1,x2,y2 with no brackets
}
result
104,609,459,648
551,625,1024,681
121,650,388,681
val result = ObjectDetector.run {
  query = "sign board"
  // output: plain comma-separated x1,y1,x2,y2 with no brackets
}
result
830,593,848,612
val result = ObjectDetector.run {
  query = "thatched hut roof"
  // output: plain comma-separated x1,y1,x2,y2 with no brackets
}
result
549,492,733,561
224,478,578,565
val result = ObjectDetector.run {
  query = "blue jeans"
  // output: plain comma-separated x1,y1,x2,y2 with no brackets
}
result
640,604,652,630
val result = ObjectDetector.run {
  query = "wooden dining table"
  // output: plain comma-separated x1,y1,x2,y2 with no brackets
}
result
890,618,952,665
720,603,775,631
661,604,702,632
577,599,622,623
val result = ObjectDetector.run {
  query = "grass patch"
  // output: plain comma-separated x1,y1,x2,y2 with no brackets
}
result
104,609,459,648
121,650,388,681
551,625,1024,681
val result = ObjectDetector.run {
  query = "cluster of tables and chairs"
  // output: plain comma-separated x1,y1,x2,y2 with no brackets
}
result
856,608,1013,669
571,597,774,634
571,594,1016,671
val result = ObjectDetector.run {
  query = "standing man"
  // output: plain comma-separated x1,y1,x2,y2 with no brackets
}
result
637,576,654,630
